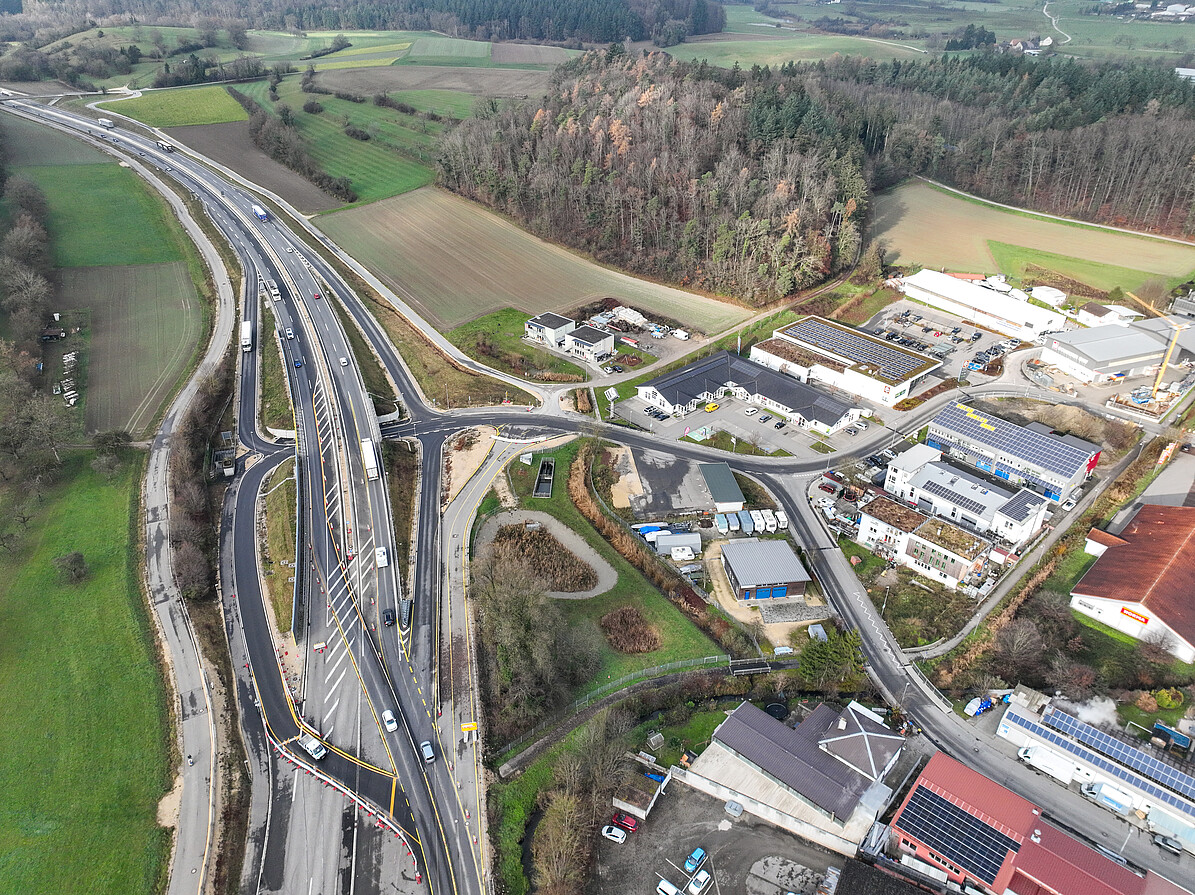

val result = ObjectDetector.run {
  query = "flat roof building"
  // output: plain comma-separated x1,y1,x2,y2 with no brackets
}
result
899,269,1067,341
926,402,1100,501
565,325,615,361
858,496,992,589
524,312,575,348
699,462,745,513
720,538,811,601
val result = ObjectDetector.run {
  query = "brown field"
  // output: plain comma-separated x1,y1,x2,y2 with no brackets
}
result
57,262,202,435
317,187,753,332
869,180,1195,281
315,65,553,97
166,121,341,213
489,43,576,65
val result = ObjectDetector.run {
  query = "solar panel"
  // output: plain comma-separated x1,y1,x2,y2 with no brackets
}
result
1005,707,1195,821
782,318,934,383
921,479,989,517
1043,707,1195,800
897,786,1019,885
999,490,1045,522
931,403,1094,480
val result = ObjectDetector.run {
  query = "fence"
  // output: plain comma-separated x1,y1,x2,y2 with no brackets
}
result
497,654,729,757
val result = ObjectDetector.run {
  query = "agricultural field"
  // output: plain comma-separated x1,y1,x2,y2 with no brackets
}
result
0,454,169,895
57,263,201,434
0,113,106,166
98,85,248,127
667,32,926,67
314,65,554,99
317,187,753,332
869,180,1195,293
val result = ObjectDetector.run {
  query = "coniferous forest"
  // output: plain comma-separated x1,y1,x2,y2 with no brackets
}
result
440,49,1195,303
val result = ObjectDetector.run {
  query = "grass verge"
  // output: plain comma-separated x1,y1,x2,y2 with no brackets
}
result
99,85,249,127
0,451,170,895
447,307,588,382
324,289,399,416
259,300,293,430
384,441,419,588
262,458,297,632
680,429,791,457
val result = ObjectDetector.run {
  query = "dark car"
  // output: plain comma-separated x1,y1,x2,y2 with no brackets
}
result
612,364,623,373
970,332,982,341
294,359,303,368
383,608,396,627
818,483,837,494
774,420,786,429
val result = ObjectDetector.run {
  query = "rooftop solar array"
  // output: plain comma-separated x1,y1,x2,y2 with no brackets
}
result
1005,705,1195,821
898,786,1019,885
921,479,989,517
1043,706,1195,800
781,317,934,383
931,403,1095,479
999,490,1046,523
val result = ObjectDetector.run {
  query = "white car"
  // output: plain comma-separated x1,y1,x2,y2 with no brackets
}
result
687,870,711,894
382,710,397,732
1061,498,1077,512
600,824,627,843
339,356,348,367
285,328,294,339
743,407,758,415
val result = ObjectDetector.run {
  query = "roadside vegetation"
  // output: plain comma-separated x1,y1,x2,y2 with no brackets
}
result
447,308,587,382
262,457,297,632
258,300,292,430
384,441,419,589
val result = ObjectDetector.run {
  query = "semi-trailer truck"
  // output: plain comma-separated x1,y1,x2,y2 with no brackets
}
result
155,139,174,152
240,320,252,352
97,118,114,129
1018,746,1076,785
361,438,379,481
251,203,270,222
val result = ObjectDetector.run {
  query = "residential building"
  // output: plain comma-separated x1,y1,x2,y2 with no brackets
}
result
673,700,905,856
889,752,1192,895
858,496,992,589
1070,505,1195,662
899,269,1067,340
565,324,615,361
1076,302,1143,328
926,402,1100,501
719,538,811,600
749,315,941,407
523,312,574,347
637,351,863,434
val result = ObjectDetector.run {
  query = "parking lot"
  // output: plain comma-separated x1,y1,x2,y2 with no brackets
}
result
590,784,840,895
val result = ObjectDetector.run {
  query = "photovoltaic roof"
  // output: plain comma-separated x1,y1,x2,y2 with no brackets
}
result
930,403,1096,479
779,317,938,384
999,490,1046,523
920,479,989,517
898,785,1019,885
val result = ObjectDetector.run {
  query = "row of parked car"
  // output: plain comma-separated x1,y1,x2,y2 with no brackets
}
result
600,820,712,894
970,338,1022,369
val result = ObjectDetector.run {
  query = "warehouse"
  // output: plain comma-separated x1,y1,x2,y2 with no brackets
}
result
926,402,1100,502
899,269,1066,340
1040,325,1175,383
749,315,940,407
699,462,745,513
720,538,811,601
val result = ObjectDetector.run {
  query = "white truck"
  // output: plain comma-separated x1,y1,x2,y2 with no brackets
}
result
240,320,252,352
97,117,115,129
761,509,778,533
1018,746,1076,785
1082,782,1134,815
361,438,379,481
251,203,270,222
298,733,326,760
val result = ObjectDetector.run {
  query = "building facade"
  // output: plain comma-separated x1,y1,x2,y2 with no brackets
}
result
857,496,991,589
524,312,575,347
565,325,615,361
899,269,1067,340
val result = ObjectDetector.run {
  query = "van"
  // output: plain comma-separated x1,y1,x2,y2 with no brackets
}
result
656,880,681,895
298,733,326,760
375,547,389,567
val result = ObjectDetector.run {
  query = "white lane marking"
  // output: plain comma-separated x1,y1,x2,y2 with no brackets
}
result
324,666,348,698
323,699,340,725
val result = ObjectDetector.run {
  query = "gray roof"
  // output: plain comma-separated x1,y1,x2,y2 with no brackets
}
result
1046,325,1166,368
641,351,854,427
568,324,611,345
527,311,574,329
998,488,1048,523
699,462,744,506
816,702,906,781
930,403,1098,479
720,538,810,588
909,462,1014,521
713,701,894,819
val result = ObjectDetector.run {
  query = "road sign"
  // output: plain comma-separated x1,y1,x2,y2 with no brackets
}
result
461,722,478,732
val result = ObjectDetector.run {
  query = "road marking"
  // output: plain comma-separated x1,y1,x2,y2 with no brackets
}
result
323,698,340,724
324,666,348,697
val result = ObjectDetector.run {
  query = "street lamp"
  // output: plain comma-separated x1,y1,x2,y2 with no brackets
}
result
881,586,891,619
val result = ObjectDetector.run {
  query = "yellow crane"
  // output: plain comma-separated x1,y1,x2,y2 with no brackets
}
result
1151,317,1189,399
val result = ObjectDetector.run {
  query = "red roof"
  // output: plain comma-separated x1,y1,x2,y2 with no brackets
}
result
1013,823,1146,895
1086,528,1127,549
1073,505,1195,647
944,272,987,281
909,752,1039,837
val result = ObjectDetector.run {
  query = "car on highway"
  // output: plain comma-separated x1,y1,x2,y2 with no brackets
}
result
294,359,303,368
382,710,397,732
285,246,293,253
684,847,707,873
285,328,293,339
611,811,639,832
420,740,435,763
339,357,348,367
687,870,711,894
600,825,627,844
383,608,396,626
313,292,321,300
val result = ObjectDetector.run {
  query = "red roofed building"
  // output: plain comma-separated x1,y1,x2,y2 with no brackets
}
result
890,753,1191,895
1070,505,1195,662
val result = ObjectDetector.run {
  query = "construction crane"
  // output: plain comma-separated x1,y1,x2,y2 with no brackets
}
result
1152,317,1189,399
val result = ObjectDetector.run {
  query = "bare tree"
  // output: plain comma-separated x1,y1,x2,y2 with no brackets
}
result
53,551,88,582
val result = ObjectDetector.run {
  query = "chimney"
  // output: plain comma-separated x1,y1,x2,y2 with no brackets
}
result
838,717,847,731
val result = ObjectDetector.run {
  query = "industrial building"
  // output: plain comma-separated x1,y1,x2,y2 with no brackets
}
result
523,312,575,348
719,538,811,601
1040,324,1175,383
899,269,1067,340
1070,505,1195,663
565,324,615,362
637,350,863,434
749,315,941,407
856,496,992,589
883,444,1049,548
926,402,1100,501
699,462,745,513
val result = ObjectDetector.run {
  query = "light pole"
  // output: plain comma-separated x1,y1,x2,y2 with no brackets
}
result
881,586,891,619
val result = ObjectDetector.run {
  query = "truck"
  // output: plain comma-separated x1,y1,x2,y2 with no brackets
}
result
1081,782,1134,816
251,203,270,222
714,514,729,535
761,509,778,533
97,117,114,129
298,733,326,760
1017,746,1076,785
361,438,379,481
267,279,280,300
775,510,789,530
240,320,253,352
155,139,174,152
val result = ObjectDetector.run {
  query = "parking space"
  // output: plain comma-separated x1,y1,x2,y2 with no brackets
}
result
619,396,829,455
591,784,839,895
864,299,1023,381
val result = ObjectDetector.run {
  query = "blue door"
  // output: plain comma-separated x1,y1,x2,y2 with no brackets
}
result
772,585,787,598
757,588,772,600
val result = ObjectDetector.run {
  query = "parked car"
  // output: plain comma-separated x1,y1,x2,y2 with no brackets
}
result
774,420,786,429
704,403,719,412
759,414,772,423
744,407,758,415
684,847,707,874
970,332,982,341
1153,834,1184,855
818,483,837,494
687,870,711,895
612,364,623,373
845,427,858,436
611,812,639,832
600,825,627,844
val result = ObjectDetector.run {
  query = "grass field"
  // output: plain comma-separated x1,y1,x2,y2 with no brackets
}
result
870,180,1195,291
19,164,186,268
318,187,753,332
446,308,588,381
667,33,926,67
0,453,169,895
263,458,297,632
0,113,106,166
260,300,293,430
57,263,201,434
99,85,249,127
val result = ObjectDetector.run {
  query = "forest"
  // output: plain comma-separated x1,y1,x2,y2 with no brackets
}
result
441,50,1195,303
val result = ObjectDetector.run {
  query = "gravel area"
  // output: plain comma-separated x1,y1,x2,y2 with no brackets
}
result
759,601,830,625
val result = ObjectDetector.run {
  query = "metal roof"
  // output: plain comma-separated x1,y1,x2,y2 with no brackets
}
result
720,538,810,588
930,403,1097,479
699,462,744,506
527,312,574,329
1047,325,1166,368
910,462,1014,521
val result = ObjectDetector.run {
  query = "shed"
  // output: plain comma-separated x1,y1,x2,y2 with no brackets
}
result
655,532,701,556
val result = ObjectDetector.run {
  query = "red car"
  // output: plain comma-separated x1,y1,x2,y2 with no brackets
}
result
818,483,837,494
313,292,322,300
611,812,639,833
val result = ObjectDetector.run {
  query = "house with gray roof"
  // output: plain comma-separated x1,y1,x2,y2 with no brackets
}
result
699,462,745,513
720,538,810,601
524,311,575,348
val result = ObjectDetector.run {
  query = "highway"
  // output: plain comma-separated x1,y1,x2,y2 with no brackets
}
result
8,99,1189,893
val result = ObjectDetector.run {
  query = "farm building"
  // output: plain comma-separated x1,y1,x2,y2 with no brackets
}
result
898,269,1066,340
888,752,1183,895
699,462,745,513
674,700,905,856
565,324,615,362
1070,505,1195,663
719,538,810,601
857,496,992,589
637,351,863,434
884,445,1049,548
524,312,574,347
926,403,1100,502
749,315,940,407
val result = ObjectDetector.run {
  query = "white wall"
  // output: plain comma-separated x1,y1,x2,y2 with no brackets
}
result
1069,594,1195,662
